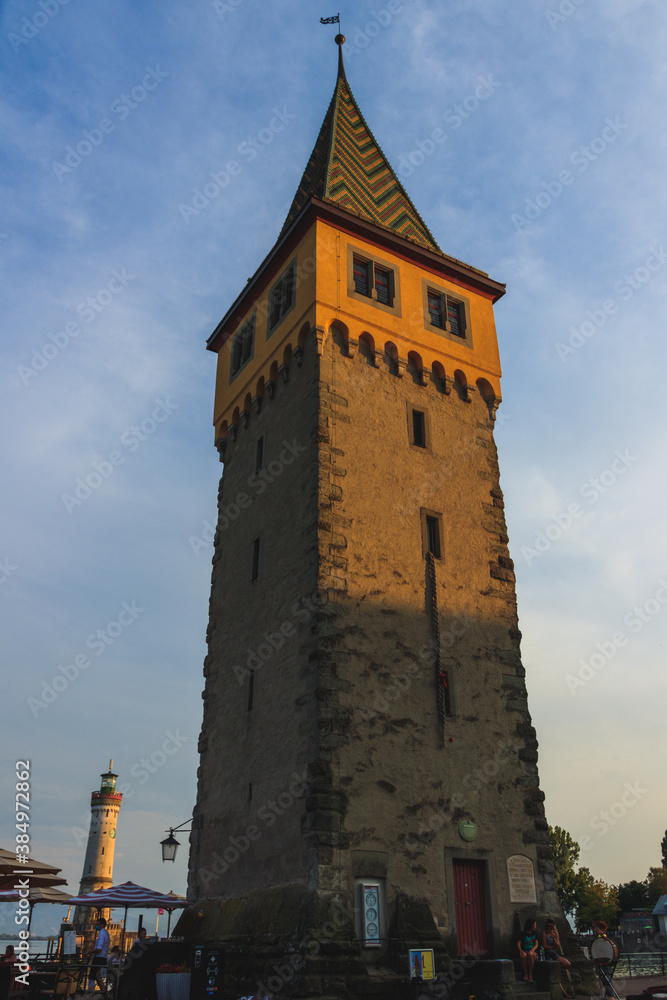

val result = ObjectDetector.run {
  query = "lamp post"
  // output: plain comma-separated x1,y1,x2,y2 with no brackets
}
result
160,820,192,862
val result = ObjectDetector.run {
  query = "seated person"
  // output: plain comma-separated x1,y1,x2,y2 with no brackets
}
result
0,947,18,990
107,946,122,992
127,927,148,962
518,918,539,983
542,920,573,997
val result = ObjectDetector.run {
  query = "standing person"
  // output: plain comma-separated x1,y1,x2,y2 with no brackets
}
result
542,920,573,997
90,916,111,994
591,920,617,999
518,918,539,983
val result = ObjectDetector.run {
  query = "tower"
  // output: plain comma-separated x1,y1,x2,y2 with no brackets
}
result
182,39,568,998
74,761,122,939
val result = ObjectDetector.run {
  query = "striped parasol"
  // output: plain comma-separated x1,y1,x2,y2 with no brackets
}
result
65,881,187,909
66,882,188,948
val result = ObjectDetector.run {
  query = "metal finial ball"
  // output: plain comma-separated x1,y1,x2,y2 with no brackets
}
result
335,34,345,45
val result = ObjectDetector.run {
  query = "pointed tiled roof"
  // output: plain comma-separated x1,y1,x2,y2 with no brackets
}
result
281,40,441,254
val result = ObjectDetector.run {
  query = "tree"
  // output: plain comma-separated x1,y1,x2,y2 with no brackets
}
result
574,875,620,932
661,830,667,869
549,826,582,913
617,879,649,911
550,825,581,873
645,867,667,907
548,826,620,928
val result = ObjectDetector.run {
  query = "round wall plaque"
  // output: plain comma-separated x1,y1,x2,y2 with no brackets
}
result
458,821,477,842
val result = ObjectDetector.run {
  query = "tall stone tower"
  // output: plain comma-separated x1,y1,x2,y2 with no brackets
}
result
74,761,122,937
182,38,565,999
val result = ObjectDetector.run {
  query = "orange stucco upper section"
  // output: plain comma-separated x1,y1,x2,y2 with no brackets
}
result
315,219,502,386
212,222,318,438
212,214,503,440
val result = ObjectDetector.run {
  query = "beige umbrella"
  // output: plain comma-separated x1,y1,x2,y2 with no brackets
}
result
0,870,68,891
162,891,187,938
0,847,61,873
0,847,67,892
25,886,73,932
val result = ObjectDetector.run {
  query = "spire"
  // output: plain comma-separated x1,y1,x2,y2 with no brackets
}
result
335,32,347,83
280,36,441,253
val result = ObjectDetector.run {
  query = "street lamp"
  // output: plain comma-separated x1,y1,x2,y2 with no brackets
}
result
160,820,192,862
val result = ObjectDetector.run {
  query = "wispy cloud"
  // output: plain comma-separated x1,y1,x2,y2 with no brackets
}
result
1,0,666,926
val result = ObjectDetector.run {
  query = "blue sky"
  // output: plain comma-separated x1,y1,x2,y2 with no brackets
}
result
1,0,666,937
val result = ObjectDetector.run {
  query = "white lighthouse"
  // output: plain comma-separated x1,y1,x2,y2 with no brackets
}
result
74,761,122,938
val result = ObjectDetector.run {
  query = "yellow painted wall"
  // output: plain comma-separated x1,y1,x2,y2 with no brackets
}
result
213,222,318,437
213,216,502,438
314,220,502,392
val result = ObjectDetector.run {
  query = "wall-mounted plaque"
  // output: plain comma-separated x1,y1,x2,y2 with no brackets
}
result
458,821,478,842
507,854,537,903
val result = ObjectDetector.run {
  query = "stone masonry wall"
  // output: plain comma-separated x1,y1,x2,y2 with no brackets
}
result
190,345,321,903
308,329,560,955
186,326,562,992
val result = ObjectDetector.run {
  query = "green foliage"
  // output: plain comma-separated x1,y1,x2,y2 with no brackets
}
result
548,826,619,929
549,825,584,915
549,825,581,874
645,867,667,907
549,827,667,928
574,877,620,932
617,879,649,911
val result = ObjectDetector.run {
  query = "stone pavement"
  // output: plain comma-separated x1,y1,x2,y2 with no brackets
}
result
606,974,667,998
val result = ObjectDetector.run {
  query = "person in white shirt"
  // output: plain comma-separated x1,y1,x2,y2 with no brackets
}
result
90,917,111,994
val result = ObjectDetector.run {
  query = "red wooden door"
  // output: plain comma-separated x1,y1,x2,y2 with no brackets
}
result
453,859,488,956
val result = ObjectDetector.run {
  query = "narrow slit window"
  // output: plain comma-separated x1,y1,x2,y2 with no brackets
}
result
412,410,426,448
247,669,254,712
255,436,264,474
251,537,260,580
426,516,441,558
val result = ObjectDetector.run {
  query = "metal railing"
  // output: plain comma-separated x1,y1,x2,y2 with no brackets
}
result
614,952,667,979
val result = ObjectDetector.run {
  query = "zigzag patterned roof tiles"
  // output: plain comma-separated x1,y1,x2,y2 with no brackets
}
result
281,52,442,254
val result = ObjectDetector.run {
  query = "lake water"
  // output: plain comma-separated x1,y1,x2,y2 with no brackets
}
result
0,937,54,959
614,953,667,978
